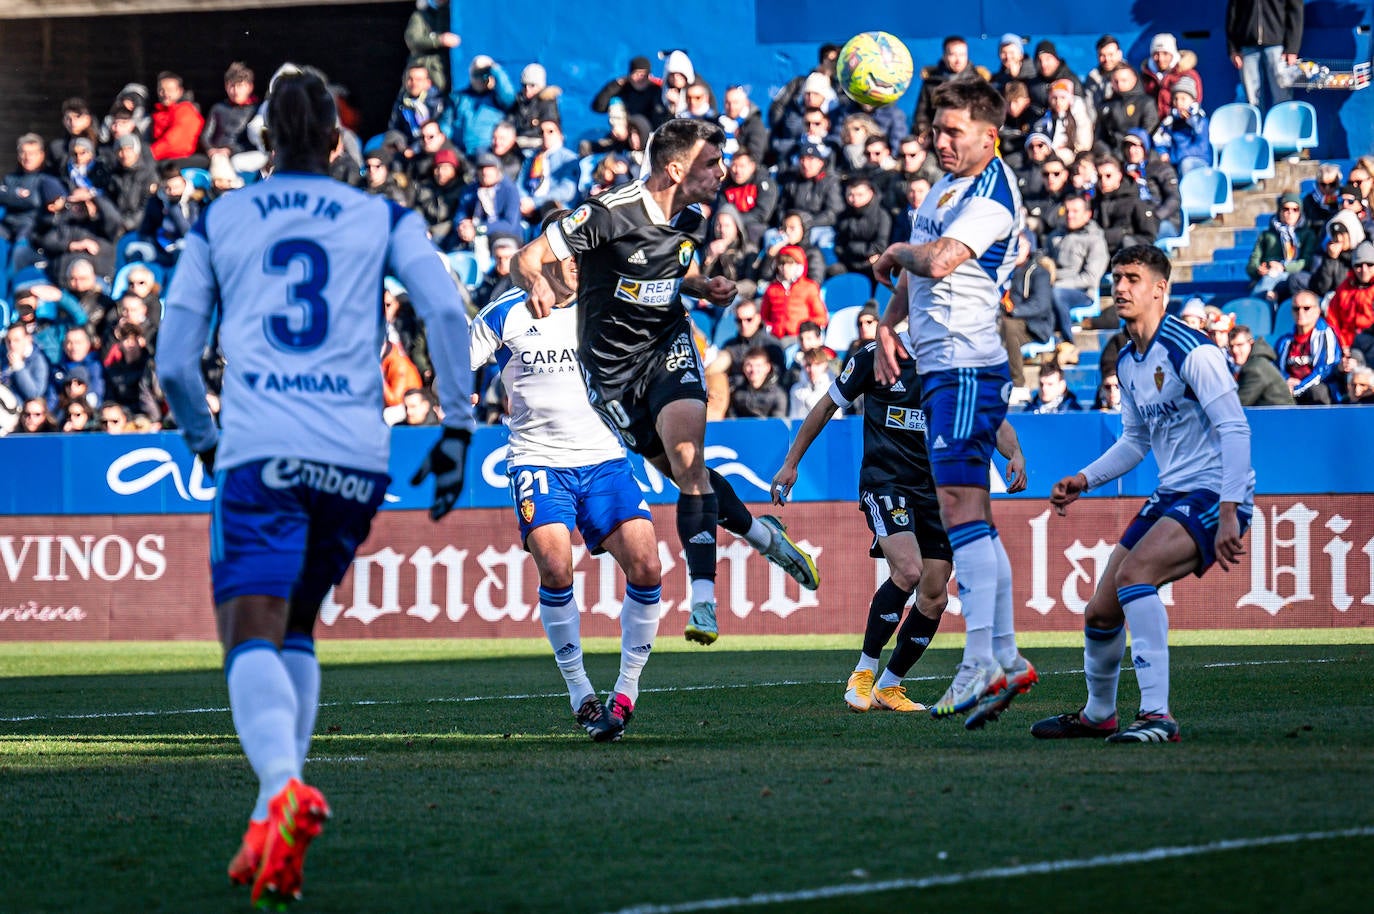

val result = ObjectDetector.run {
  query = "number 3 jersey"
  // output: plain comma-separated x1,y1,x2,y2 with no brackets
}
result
470,287,625,468
166,173,470,475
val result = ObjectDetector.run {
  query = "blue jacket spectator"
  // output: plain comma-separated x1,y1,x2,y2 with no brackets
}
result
1149,77,1211,174
452,56,516,156
21,289,89,366
52,327,105,409
388,64,453,144
1276,308,1341,402
458,153,524,242
2,322,52,404
1028,365,1085,413
519,125,580,213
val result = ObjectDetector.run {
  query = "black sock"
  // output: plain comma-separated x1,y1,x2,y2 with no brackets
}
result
676,492,719,581
886,606,942,678
708,468,754,538
861,579,913,658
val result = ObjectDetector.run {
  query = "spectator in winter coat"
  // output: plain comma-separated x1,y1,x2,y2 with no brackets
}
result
1325,242,1374,351
1226,0,1304,110
1094,155,1159,251
1248,192,1317,300
1033,80,1094,158
1085,34,1127,113
660,50,705,120
909,36,985,139
511,63,562,151
519,120,579,217
1028,364,1084,413
1027,41,1084,116
788,346,837,418
1097,65,1159,150
456,153,523,242
65,258,115,338
39,184,121,280
718,86,768,165
760,245,827,339
729,347,787,419
452,55,516,156
1000,232,1056,386
1276,290,1342,404
1047,194,1110,339
756,210,826,285
139,162,203,266
53,325,105,408
891,177,932,244
389,64,453,146
1293,210,1365,298
149,72,205,164
404,0,460,93
718,149,778,246
50,98,100,177
2,321,50,405
1304,163,1344,227
991,34,1036,95
591,56,668,128
1122,130,1182,235
1141,33,1204,120
0,135,67,284
488,121,529,184
779,143,844,230
412,147,466,247
1228,325,1296,406
829,176,890,279
106,135,157,236
1151,78,1211,174
201,62,258,166
769,72,842,166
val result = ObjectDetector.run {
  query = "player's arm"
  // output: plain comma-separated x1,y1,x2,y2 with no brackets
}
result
681,259,737,306
996,418,1028,494
158,223,219,470
874,271,910,385
468,307,502,371
511,232,563,318
1052,386,1150,515
1188,348,1253,570
873,236,974,287
518,202,614,317
771,390,841,505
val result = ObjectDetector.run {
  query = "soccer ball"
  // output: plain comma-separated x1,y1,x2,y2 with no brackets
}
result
838,31,914,108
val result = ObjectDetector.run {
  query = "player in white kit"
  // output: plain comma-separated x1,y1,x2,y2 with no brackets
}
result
871,79,1039,725
470,244,662,742
1040,245,1253,743
158,66,475,908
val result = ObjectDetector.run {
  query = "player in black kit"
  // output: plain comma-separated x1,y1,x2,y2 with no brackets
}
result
771,332,1027,713
516,118,818,648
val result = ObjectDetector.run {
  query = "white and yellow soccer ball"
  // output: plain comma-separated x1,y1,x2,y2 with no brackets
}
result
838,31,914,108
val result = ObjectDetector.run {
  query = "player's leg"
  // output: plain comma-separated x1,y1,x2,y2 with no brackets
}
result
598,517,663,734
966,525,1042,729
873,541,950,713
655,397,721,644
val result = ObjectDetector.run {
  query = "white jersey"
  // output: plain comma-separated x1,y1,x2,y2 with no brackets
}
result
164,172,473,474
1112,316,1255,503
905,156,1022,371
470,287,625,468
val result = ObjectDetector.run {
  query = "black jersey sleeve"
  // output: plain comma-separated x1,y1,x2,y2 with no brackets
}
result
546,200,614,260
831,342,876,408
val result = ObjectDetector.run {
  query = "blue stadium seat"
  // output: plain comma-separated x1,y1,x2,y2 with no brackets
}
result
576,154,601,196
1069,297,1101,323
824,304,864,354
447,250,479,288
111,261,166,298
1179,168,1234,222
1209,103,1262,165
711,302,739,348
1020,339,1056,361
1158,209,1192,253
1217,133,1275,188
1223,296,1274,337
1262,100,1319,159
1271,302,1296,340
820,272,873,312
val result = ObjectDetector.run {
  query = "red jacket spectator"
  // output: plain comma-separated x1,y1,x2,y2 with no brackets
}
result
151,100,205,161
1140,34,1203,120
1326,243,1374,350
760,245,827,338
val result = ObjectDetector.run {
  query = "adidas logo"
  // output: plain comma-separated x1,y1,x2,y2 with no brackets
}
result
891,380,906,392
630,642,653,653
681,370,699,384
555,642,578,657
956,581,970,596
628,249,647,265
910,636,931,646
932,435,948,449
879,612,900,623
1133,654,1152,669
688,531,716,545
525,325,540,336
1176,505,1190,517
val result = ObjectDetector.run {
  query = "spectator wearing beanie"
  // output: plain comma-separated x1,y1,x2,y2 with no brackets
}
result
512,62,562,151
1140,32,1204,119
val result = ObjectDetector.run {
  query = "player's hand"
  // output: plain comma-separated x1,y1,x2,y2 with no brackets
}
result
196,445,217,476
1214,507,1246,571
873,324,907,385
703,276,737,306
410,426,472,521
1005,451,1028,494
871,244,906,289
1050,472,1087,515
525,272,557,318
770,466,797,506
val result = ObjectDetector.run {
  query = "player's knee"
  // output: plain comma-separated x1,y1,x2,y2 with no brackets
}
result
625,551,662,587
916,587,948,620
1113,552,1156,590
538,563,575,590
888,561,921,592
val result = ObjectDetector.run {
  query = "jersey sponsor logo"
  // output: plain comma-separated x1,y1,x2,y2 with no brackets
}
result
261,458,377,504
628,249,647,265
244,371,353,395
614,276,681,306
932,434,948,449
518,347,578,374
678,240,694,267
519,497,536,524
885,406,927,432
561,205,591,235
665,333,697,372
890,506,910,527
1139,399,1181,420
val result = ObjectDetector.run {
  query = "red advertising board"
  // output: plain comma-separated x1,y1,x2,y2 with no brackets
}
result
4,498,1374,641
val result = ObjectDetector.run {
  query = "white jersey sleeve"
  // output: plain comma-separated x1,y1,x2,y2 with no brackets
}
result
942,195,1018,259
160,230,219,454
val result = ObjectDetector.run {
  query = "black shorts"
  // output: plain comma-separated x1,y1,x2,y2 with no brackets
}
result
860,486,952,563
585,329,707,460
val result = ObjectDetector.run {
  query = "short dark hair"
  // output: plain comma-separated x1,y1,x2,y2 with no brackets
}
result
265,66,338,172
648,117,725,174
1096,34,1121,51
1111,243,1172,282
61,97,89,116
931,79,1005,129
801,346,831,366
158,160,183,181
1063,192,1093,210
943,35,968,50
1040,363,1064,381
818,43,841,61
156,71,183,86
1096,154,1123,171
224,62,254,86
798,320,822,337
1003,80,1029,102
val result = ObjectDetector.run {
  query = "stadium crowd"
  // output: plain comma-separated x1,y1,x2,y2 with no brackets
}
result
4,0,1372,436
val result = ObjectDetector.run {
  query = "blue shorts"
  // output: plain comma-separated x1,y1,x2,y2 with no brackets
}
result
1120,489,1253,576
920,364,1011,488
509,459,651,554
211,458,389,606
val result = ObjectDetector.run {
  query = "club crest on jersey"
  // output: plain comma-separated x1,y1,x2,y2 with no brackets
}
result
678,240,694,267
561,205,591,235
937,188,957,208
890,507,910,527
1154,366,1166,390
520,497,536,524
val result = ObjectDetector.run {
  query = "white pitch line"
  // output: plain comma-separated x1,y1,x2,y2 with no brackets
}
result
599,825,1374,914
0,657,1341,724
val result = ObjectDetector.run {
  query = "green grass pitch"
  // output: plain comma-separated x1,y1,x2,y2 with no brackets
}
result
1,632,1371,913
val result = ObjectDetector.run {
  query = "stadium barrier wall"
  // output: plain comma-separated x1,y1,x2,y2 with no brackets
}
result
2,412,1372,640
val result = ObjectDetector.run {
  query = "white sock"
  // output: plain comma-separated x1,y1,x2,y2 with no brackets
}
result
990,530,1019,670
690,578,715,606
1118,584,1171,716
614,583,662,703
876,669,902,690
280,633,320,769
226,640,299,816
1083,623,1127,723
744,517,772,552
539,585,593,711
950,521,996,667
854,653,880,674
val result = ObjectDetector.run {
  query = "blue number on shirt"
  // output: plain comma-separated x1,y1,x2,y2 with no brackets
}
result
264,239,330,352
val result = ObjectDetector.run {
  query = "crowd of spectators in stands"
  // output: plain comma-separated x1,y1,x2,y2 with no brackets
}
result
2,0,1369,435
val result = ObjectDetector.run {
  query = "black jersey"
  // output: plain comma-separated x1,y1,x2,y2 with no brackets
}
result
545,181,709,392
830,341,934,492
